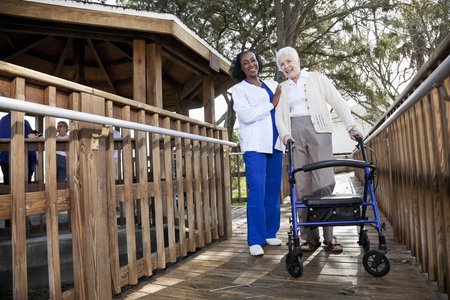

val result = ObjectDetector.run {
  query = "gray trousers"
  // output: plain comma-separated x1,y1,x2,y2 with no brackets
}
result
291,116,335,242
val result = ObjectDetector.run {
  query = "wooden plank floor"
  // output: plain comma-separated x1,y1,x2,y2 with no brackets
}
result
114,172,447,300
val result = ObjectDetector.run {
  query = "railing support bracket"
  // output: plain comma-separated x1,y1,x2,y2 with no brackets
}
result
91,125,111,150
432,82,450,102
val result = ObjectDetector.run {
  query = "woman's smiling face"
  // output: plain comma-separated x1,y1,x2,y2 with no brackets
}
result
240,52,259,79
278,53,301,81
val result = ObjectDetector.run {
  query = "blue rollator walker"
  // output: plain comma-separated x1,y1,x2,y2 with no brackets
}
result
285,135,390,278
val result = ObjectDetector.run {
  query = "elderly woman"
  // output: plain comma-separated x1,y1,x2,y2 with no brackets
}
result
230,50,284,256
56,121,69,183
275,46,363,252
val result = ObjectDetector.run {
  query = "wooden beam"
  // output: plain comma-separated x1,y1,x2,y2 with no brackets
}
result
54,37,73,77
179,75,202,101
133,39,146,103
1,35,53,61
203,75,215,124
106,40,132,60
87,38,116,94
146,43,163,108
160,50,201,76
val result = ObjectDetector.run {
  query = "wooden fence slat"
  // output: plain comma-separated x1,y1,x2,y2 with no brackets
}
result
421,94,439,282
404,110,417,257
200,127,211,243
183,123,196,253
151,114,166,269
121,105,138,285
68,92,86,299
214,130,224,237
105,100,121,294
163,117,176,263
441,80,450,295
430,87,448,293
392,120,403,243
411,103,427,272
192,125,204,247
208,129,218,240
221,130,232,238
44,86,62,299
175,120,187,257
79,93,112,298
10,78,28,299
137,110,152,276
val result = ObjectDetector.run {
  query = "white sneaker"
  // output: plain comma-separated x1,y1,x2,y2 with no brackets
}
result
249,245,264,256
266,238,282,246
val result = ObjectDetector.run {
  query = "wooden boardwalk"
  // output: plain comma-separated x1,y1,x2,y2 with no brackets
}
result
114,172,447,300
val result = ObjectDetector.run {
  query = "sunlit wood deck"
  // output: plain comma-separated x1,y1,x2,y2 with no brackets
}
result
114,172,447,300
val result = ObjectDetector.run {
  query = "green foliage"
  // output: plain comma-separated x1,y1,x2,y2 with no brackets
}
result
116,0,449,125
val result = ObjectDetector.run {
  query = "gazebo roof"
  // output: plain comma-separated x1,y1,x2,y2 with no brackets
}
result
0,0,234,112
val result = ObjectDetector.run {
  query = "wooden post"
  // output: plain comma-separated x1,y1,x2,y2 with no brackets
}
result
78,93,112,298
134,39,146,104
203,75,215,124
10,77,27,299
44,86,62,299
147,43,163,108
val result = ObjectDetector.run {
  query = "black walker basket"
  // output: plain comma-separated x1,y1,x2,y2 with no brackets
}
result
284,135,390,278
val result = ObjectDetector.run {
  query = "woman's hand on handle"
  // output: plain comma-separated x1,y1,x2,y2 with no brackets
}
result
349,129,363,141
283,134,295,145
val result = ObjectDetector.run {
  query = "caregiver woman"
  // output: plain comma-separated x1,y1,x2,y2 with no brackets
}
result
230,51,285,256
275,46,363,252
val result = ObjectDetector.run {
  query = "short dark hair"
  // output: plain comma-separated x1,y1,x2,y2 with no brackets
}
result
229,51,265,83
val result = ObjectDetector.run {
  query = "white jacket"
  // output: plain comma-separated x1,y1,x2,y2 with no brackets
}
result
275,72,357,140
232,80,285,153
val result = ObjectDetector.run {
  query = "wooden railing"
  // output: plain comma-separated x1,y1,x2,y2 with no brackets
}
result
0,61,234,299
353,34,450,297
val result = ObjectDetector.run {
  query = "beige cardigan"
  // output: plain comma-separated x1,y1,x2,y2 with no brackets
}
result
275,72,356,140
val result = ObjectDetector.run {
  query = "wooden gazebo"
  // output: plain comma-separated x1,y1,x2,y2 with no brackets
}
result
0,0,235,298
0,0,234,121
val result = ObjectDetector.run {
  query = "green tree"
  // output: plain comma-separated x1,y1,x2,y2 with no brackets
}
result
115,0,449,136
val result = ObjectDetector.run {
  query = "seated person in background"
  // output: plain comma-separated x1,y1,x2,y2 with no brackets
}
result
0,113,38,227
56,121,69,183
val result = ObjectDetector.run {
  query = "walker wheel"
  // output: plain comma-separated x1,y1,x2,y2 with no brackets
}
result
362,250,390,277
286,252,303,277
361,231,370,252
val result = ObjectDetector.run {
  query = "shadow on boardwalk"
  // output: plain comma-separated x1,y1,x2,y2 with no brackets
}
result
115,172,447,300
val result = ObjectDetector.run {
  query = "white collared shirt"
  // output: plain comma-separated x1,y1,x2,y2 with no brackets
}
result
288,71,310,117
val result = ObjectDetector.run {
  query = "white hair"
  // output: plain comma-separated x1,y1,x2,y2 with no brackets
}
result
276,46,299,69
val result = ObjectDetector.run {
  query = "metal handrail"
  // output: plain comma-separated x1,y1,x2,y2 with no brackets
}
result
0,96,237,147
365,54,450,143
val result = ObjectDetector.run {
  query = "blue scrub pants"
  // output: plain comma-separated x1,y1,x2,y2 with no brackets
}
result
243,150,283,246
